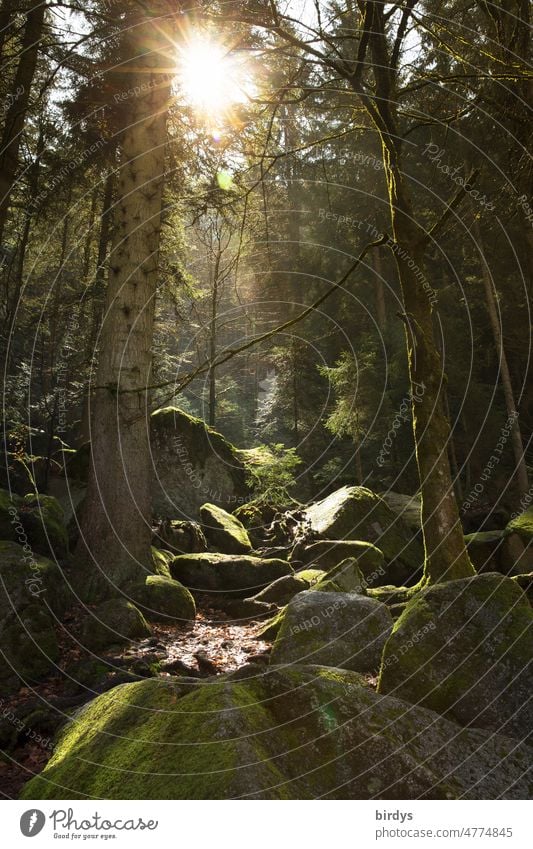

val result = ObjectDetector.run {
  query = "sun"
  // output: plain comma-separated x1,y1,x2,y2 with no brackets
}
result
177,37,249,118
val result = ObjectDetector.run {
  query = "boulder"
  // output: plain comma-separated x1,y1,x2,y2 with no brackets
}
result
200,503,252,554
295,539,385,585
150,546,174,579
0,489,68,558
152,519,207,555
512,572,533,605
506,506,533,544
248,570,324,606
305,486,423,585
380,490,422,532
464,530,504,572
127,575,196,623
80,599,151,651
151,407,249,520
170,552,292,595
21,666,533,799
311,558,366,594
269,590,392,673
500,532,533,574
0,540,63,693
378,573,533,739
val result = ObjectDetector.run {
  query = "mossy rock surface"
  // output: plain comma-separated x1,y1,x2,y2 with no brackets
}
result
296,539,385,583
200,503,252,554
305,487,423,586
249,571,325,606
269,590,392,673
80,599,151,651
378,573,533,739
0,489,68,558
21,665,533,800
506,506,533,544
170,552,292,596
312,557,366,594
151,407,250,520
512,572,533,605
0,540,62,692
464,531,505,572
127,575,196,623
152,520,207,555
150,546,174,579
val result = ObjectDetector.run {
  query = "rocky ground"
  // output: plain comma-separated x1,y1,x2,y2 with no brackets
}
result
1,473,532,799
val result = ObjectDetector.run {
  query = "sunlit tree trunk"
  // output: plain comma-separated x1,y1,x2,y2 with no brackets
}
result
76,6,172,598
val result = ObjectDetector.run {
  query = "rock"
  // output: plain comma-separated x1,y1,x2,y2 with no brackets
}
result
305,487,423,585
150,546,174,578
170,552,292,595
127,575,196,623
21,666,533,799
0,541,63,693
512,572,533,605
295,539,385,585
380,490,422,532
152,519,207,555
311,558,366,594
200,503,252,554
464,530,504,572
0,489,68,558
500,532,533,574
255,606,287,641
269,590,392,673
151,407,249,520
506,506,533,544
248,571,324,606
80,599,151,651
378,573,533,739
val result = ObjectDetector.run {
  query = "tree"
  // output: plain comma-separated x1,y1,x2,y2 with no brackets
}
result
76,2,174,597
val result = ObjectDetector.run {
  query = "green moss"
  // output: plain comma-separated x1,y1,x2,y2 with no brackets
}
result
507,507,533,544
81,599,151,651
128,575,196,623
200,503,252,554
150,547,173,578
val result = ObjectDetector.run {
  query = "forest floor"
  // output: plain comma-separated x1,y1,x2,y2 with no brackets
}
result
0,597,271,799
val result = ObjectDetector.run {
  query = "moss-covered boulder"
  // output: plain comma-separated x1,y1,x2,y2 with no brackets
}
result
378,573,533,739
269,590,392,673
80,599,151,651
0,489,68,558
506,506,533,544
305,487,423,585
248,570,325,606
170,552,292,596
464,531,504,572
295,539,385,582
152,519,207,555
150,546,174,578
21,665,533,799
512,572,533,605
127,575,196,623
0,541,62,693
380,491,422,532
151,407,249,520
311,558,366,594
200,503,252,554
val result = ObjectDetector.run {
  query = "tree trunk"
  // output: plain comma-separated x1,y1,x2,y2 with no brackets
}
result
472,216,529,501
0,0,46,245
363,3,474,583
76,8,172,599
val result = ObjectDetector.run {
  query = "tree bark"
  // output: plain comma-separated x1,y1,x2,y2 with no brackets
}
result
76,6,172,599
472,215,529,501
363,2,474,583
0,0,46,245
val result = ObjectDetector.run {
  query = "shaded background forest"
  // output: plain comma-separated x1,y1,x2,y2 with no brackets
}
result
1,0,532,525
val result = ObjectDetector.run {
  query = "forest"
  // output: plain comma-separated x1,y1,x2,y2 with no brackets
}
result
0,0,532,802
